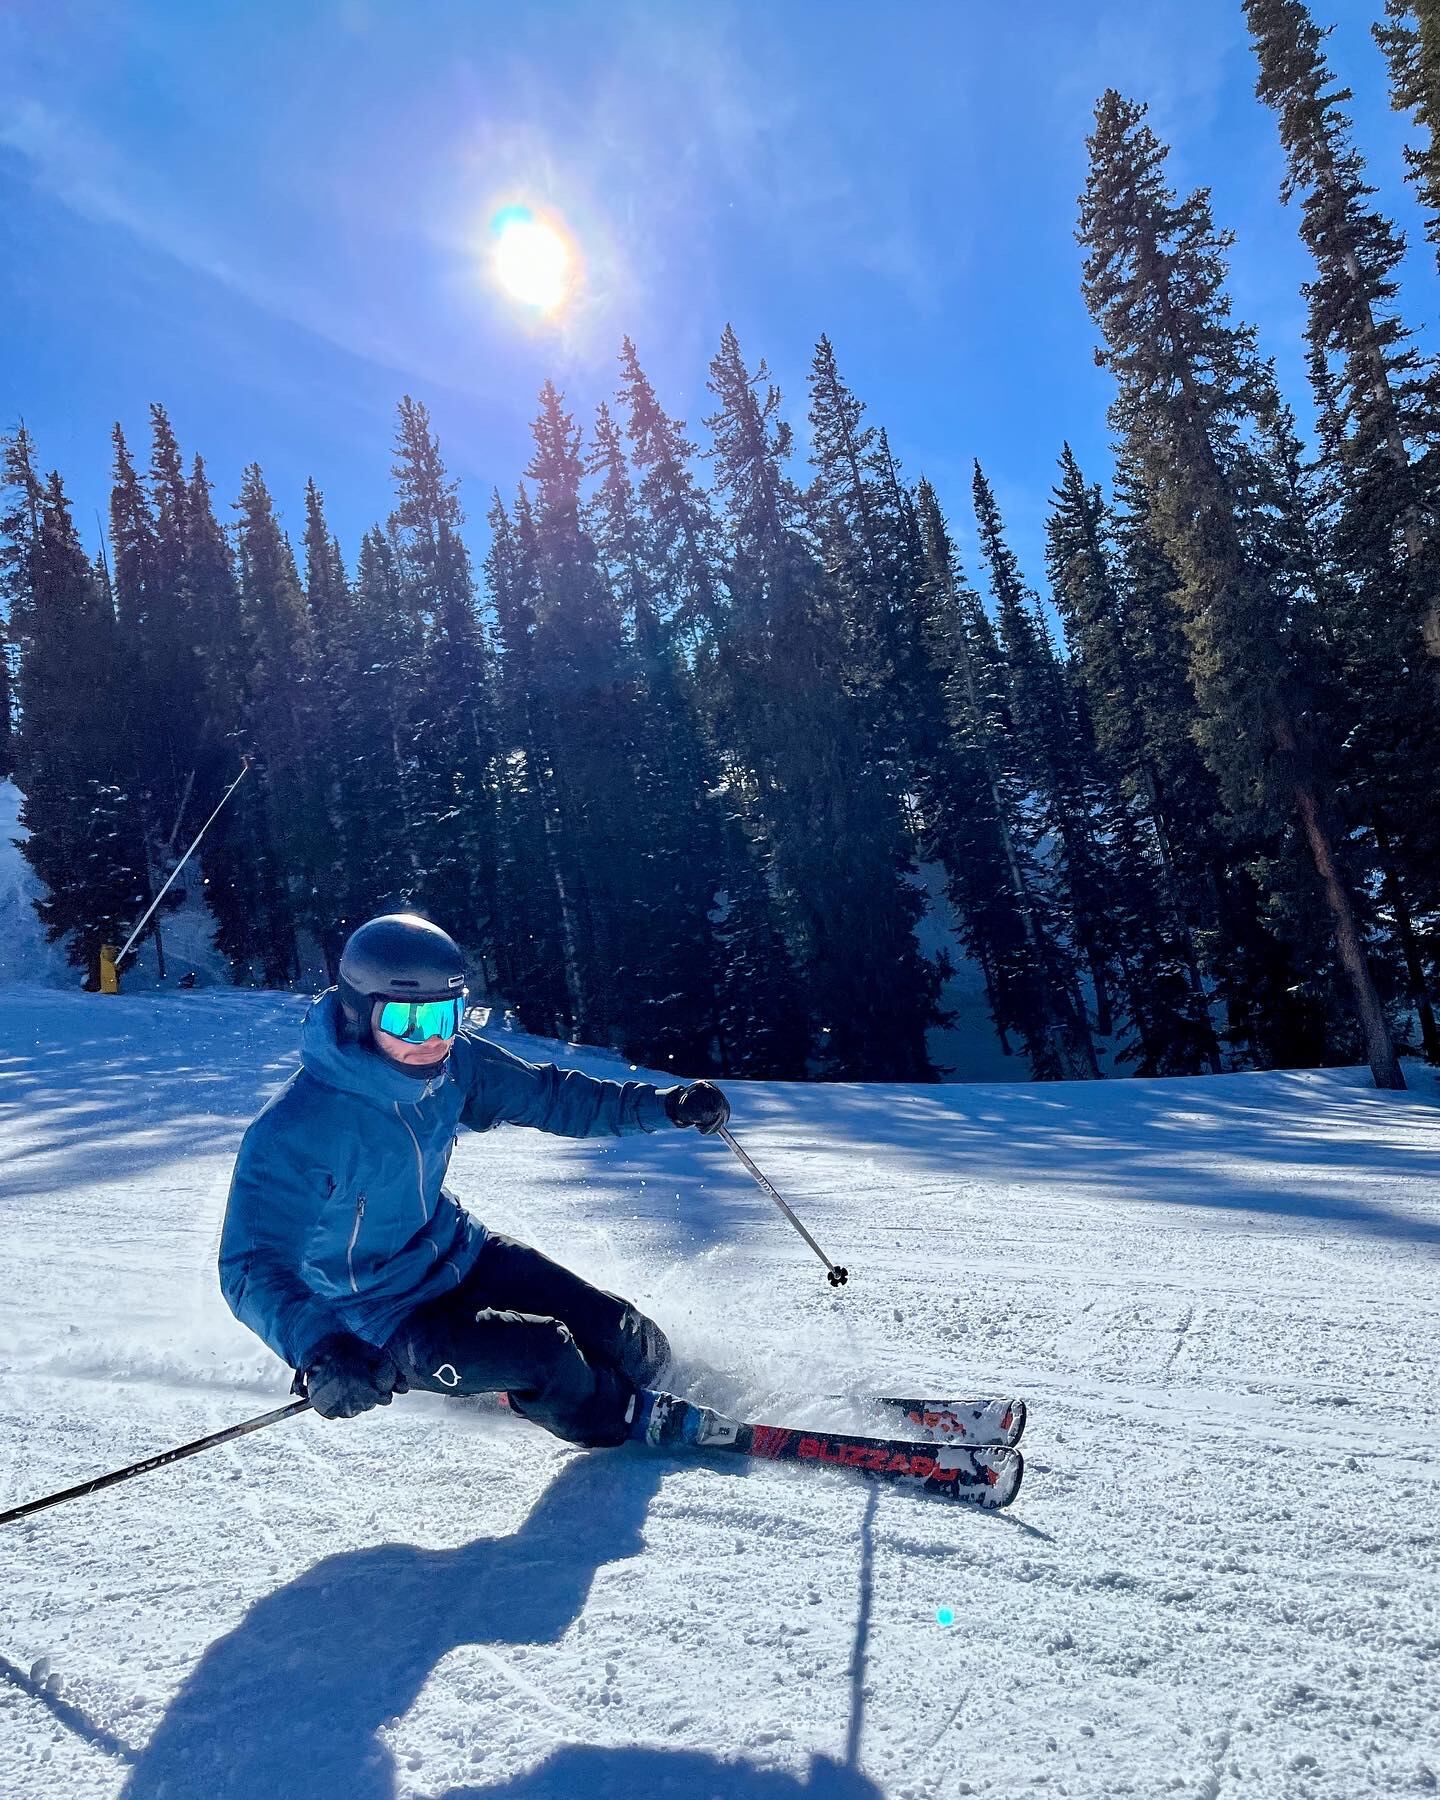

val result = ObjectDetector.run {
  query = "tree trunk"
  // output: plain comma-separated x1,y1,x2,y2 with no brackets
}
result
537,762,586,1041
974,936,1013,1057
1151,261,1403,1089
1291,775,1404,1089
1373,815,1440,1064
1136,762,1224,1072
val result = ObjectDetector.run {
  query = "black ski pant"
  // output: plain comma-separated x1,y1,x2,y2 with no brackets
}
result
384,1233,670,1448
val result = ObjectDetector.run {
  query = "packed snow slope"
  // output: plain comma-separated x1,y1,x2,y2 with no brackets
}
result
2,987,1438,1800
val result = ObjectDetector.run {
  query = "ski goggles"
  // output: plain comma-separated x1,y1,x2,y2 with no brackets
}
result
373,994,467,1043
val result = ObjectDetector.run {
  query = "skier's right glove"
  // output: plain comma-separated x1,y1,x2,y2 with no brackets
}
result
302,1333,408,1420
663,1080,731,1135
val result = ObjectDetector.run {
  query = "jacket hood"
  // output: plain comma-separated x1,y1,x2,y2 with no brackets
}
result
300,988,450,1107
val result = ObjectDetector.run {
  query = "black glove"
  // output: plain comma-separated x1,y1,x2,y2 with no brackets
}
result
302,1333,408,1420
663,1080,731,1135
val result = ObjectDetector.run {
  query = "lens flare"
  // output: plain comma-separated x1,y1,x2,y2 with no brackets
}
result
491,206,572,312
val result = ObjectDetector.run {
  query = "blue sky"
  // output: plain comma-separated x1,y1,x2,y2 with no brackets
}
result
1,0,1434,596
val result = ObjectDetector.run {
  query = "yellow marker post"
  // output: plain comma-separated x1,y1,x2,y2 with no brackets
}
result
99,945,120,994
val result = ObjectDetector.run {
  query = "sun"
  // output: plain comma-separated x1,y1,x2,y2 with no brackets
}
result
492,207,572,313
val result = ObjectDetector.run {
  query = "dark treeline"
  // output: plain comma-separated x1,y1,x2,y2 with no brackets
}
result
2,0,1439,1086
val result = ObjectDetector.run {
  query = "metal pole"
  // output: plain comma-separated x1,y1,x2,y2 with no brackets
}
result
0,1399,311,1528
114,757,252,973
717,1125,850,1286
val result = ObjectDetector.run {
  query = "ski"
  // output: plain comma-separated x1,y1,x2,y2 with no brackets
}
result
635,1392,1023,1510
495,1387,1025,1447
877,1395,1026,1448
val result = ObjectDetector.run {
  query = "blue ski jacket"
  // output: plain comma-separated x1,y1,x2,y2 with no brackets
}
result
220,989,680,1370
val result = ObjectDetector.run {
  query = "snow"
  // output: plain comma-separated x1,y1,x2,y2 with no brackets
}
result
2,983,1439,1799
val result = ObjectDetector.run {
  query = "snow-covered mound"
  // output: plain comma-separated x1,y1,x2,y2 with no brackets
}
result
0,780,73,988
1,987,1437,1798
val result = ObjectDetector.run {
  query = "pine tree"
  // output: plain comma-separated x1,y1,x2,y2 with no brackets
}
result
0,629,13,779
1045,447,1224,1072
972,463,1110,1065
299,478,355,973
96,406,211,980
232,464,329,982
144,406,207,856
1375,1,1440,272
105,425,160,941
334,523,427,919
618,336,726,639
1247,0,1440,1060
1104,443,1315,1069
4,447,145,980
1249,0,1440,655
181,453,287,981
806,333,890,701
704,325,937,1079
108,426,154,640
388,396,498,978
185,455,249,732
586,402,657,648
585,399,724,1071
521,379,657,1053
806,337,948,829
1079,90,1404,1087
0,429,43,795
911,479,1090,1076
302,479,351,673
616,340,809,1075
483,491,573,1037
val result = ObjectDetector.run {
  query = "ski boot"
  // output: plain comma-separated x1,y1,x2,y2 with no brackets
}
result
627,1389,743,1451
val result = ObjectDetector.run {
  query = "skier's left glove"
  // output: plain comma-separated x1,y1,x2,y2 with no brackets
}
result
663,1080,731,1135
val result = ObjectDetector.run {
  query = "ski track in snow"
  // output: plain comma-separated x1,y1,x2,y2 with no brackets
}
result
1,986,1439,1798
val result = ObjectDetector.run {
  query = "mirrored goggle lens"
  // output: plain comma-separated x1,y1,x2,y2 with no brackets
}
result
375,996,465,1042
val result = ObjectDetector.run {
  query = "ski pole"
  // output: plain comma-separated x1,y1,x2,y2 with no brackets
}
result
0,1399,311,1528
717,1125,850,1287
113,756,252,974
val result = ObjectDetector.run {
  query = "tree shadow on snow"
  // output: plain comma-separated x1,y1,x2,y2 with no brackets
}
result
0,992,748,1254
748,1072,1440,1252
0,989,308,1201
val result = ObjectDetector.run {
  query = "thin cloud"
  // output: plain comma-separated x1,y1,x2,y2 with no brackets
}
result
0,93,489,399
1051,0,1247,159
607,4,941,314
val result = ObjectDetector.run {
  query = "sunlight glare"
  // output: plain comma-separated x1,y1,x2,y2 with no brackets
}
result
492,207,572,312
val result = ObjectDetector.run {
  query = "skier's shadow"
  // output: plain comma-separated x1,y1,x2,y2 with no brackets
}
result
119,1449,657,1800
120,1449,884,1800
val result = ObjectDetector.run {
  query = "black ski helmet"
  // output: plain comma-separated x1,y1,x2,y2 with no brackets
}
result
336,913,467,1040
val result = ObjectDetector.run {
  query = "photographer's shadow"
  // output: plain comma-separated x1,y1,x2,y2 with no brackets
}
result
441,1745,883,1798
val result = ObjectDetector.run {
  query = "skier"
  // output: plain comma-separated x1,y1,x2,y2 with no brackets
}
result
219,913,730,1447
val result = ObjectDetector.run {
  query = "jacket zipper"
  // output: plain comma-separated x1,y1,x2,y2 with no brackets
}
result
346,1192,367,1294
394,1105,427,1226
